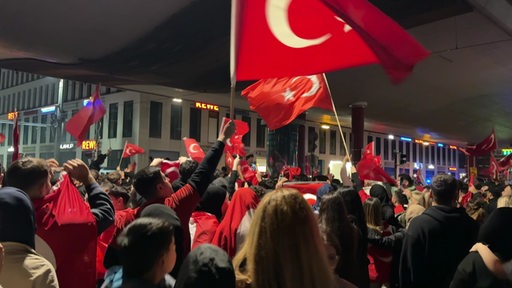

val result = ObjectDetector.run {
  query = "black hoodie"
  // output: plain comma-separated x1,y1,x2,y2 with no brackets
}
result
174,244,235,288
400,205,478,288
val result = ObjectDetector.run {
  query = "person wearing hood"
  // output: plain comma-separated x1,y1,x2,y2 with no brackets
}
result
399,173,478,288
189,184,227,250
0,187,59,288
212,187,259,258
175,244,235,288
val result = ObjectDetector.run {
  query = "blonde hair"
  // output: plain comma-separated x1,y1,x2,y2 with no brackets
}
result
498,195,512,208
410,191,426,208
364,198,382,230
233,188,334,288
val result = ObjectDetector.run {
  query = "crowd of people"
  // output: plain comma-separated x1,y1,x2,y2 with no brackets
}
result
1,121,512,288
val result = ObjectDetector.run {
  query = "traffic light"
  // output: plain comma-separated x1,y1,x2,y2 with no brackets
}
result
308,129,319,153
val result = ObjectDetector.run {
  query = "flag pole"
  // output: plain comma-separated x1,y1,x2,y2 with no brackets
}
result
322,74,351,163
229,0,239,119
118,141,127,168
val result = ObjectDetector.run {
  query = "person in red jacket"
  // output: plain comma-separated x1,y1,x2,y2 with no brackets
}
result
104,120,235,277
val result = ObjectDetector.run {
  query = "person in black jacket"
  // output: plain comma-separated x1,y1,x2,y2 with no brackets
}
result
399,173,478,288
370,184,401,229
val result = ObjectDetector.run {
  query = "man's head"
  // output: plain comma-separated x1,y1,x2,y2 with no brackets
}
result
179,160,198,182
134,166,173,201
431,173,458,206
108,185,130,210
117,217,176,282
399,174,414,189
5,158,52,199
107,171,122,186
246,154,255,165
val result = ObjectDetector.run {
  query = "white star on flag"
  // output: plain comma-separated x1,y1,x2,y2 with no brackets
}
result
282,88,295,102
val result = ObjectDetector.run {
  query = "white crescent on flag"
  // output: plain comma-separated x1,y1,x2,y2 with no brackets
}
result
481,133,495,151
265,0,331,48
291,75,321,97
189,143,201,153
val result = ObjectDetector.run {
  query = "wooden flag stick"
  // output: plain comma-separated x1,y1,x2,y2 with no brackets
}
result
118,140,127,168
322,74,351,163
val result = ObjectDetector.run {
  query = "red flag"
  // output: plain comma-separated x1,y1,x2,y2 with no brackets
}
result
321,0,430,83
363,142,374,159
183,138,205,163
160,160,180,183
33,174,97,288
221,118,249,156
233,0,429,83
282,166,302,181
65,85,106,145
241,74,332,130
0,133,5,144
122,143,145,158
225,152,235,169
490,154,499,180
469,175,474,187
498,154,512,171
12,114,20,162
356,157,397,186
361,141,381,166
464,130,497,156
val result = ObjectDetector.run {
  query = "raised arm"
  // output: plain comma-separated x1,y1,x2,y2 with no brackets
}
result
64,159,115,235
188,120,236,196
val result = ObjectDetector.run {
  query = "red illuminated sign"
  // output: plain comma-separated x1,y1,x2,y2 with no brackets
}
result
81,140,97,151
195,101,219,111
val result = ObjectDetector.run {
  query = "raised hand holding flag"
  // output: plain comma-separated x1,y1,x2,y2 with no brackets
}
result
221,117,249,156
122,143,145,158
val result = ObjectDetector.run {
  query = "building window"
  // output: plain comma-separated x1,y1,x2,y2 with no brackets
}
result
208,111,219,143
375,137,382,157
49,116,56,143
40,115,47,144
170,103,182,140
319,129,326,154
0,123,5,146
108,103,118,139
330,130,337,155
383,138,389,160
97,116,104,140
149,101,162,138
367,135,373,146
122,101,133,138
256,118,266,148
242,116,251,147
189,107,202,141
31,116,38,144
23,118,29,145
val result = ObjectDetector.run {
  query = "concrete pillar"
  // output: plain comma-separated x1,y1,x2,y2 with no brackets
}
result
350,102,367,163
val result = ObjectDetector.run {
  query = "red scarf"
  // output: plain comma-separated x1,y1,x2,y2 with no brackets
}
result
212,188,259,258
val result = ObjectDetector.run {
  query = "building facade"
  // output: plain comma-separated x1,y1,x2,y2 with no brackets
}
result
0,69,465,181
